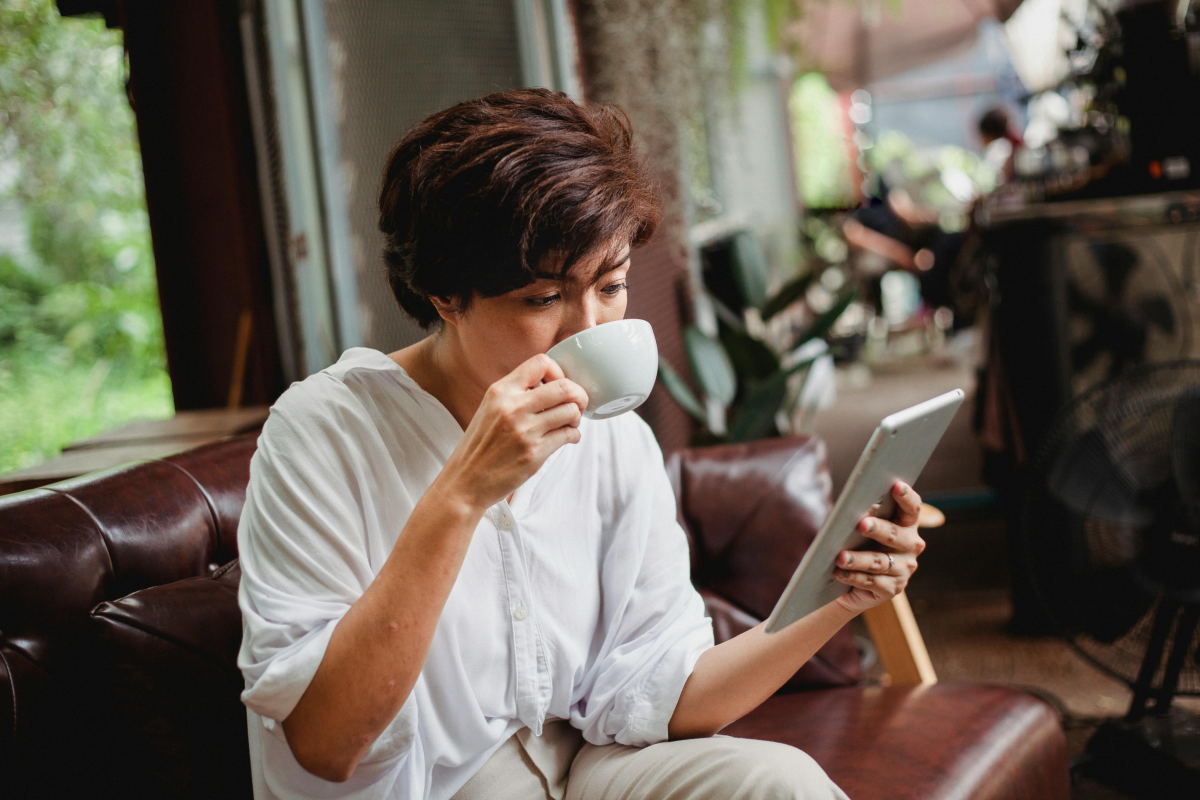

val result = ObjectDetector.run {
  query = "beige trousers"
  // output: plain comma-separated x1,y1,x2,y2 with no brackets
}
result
452,721,850,800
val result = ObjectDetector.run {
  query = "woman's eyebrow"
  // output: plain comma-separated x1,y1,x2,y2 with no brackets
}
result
585,252,632,286
533,251,632,284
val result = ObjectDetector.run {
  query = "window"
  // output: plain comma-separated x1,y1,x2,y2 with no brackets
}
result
0,2,171,475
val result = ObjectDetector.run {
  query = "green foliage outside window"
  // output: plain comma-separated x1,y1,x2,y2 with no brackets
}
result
0,0,172,475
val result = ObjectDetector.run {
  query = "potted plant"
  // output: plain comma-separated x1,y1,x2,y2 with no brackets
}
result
658,229,855,444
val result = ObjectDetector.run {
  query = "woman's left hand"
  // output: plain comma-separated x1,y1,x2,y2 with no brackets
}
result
833,481,926,615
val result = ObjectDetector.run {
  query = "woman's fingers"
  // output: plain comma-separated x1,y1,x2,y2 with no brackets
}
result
534,400,583,434
833,568,900,594
837,549,917,576
891,481,921,528
542,422,583,451
836,550,891,575
833,483,924,614
526,376,589,415
858,515,925,555
507,353,566,390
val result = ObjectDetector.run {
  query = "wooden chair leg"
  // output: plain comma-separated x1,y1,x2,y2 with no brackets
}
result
861,593,937,686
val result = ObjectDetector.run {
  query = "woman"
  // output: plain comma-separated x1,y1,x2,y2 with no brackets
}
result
237,88,925,800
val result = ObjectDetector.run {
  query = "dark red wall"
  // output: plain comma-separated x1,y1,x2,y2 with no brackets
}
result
625,232,696,453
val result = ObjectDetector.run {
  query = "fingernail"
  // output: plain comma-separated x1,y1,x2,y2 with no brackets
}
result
841,570,850,578
846,553,854,565
868,521,876,533
901,485,909,495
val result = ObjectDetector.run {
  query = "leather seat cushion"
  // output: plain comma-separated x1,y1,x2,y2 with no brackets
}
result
723,684,1070,800
90,560,251,800
86,559,1070,800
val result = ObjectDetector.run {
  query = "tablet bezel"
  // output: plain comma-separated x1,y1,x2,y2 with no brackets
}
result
763,388,965,633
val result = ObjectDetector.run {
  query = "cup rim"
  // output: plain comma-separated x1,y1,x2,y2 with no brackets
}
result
546,318,652,356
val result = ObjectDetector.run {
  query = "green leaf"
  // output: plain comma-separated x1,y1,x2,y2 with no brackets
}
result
730,378,788,442
796,287,857,345
730,230,769,310
728,357,817,442
709,295,747,333
720,328,780,382
684,326,737,406
656,357,706,423
760,271,815,322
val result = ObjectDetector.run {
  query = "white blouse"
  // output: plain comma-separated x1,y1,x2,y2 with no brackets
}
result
236,348,715,800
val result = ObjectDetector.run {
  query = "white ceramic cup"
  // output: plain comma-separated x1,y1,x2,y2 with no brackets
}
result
546,319,658,420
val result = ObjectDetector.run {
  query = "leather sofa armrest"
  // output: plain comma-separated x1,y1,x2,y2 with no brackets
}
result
89,560,250,800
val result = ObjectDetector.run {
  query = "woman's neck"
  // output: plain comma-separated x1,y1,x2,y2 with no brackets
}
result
389,332,486,431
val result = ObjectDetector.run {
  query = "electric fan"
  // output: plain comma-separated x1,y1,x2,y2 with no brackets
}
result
1066,239,1192,396
1020,360,1200,798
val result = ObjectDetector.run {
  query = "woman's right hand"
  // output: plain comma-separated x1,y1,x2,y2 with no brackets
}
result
437,353,588,511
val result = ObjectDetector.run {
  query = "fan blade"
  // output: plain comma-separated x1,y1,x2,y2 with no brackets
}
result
1088,241,1138,300
1048,427,1154,527
1071,334,1105,373
1074,564,1157,644
1171,386,1200,508
1067,280,1097,313
1137,296,1175,335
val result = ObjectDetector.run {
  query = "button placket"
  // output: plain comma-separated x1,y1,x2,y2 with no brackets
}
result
493,502,542,728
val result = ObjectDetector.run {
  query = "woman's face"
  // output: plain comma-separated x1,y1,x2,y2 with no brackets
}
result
438,244,632,390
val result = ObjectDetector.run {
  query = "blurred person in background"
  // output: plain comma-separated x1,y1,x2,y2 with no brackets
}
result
843,181,967,324
978,106,1024,183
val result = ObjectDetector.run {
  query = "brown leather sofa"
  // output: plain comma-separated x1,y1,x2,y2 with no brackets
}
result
0,432,1069,799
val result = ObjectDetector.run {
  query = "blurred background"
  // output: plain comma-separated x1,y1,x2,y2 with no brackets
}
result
3,0,1200,796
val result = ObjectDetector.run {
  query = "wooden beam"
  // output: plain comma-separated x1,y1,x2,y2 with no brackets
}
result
122,0,283,410
861,592,937,686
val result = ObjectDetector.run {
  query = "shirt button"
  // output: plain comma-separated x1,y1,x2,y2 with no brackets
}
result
513,603,530,621
497,513,514,531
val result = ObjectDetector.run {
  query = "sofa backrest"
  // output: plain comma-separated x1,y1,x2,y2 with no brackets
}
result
0,434,257,797
666,436,862,689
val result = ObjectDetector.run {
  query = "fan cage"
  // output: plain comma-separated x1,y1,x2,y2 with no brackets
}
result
1064,228,1198,398
1021,359,1200,695
1074,599,1200,697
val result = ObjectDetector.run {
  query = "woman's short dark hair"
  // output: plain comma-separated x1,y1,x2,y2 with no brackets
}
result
378,88,662,328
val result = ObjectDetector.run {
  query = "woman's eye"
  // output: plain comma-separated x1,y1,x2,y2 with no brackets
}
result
602,281,628,296
525,293,560,308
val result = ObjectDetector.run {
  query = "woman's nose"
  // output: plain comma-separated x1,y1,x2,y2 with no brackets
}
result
555,298,600,343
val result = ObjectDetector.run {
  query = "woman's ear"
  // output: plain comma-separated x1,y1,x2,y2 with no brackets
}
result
428,295,461,327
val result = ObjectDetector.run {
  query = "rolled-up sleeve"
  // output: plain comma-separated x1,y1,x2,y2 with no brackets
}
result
572,421,715,747
236,379,417,766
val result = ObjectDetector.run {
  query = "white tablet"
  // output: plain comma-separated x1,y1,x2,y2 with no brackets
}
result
764,389,965,633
